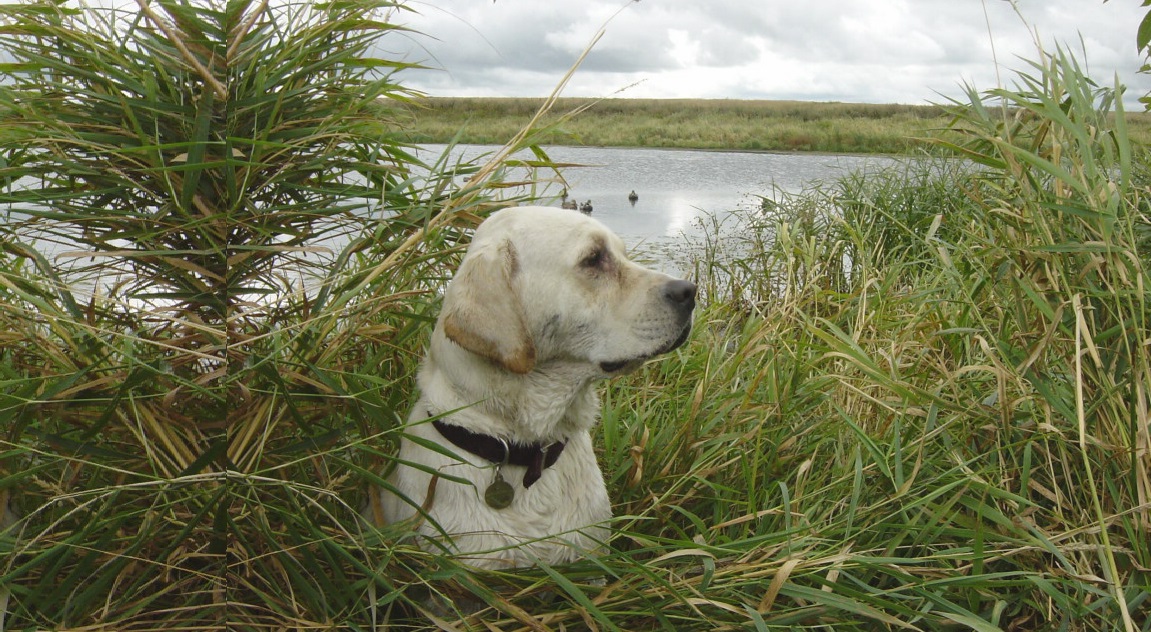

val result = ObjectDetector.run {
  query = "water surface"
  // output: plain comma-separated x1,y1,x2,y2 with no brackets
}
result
7,146,895,298
422,144,893,246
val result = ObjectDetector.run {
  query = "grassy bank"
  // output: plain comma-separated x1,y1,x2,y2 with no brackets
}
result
1,2,1149,630
403,96,1151,154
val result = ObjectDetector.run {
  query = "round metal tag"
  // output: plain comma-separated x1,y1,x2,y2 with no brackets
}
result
485,479,515,509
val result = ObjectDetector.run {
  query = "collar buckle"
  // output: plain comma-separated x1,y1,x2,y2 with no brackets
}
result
430,418,567,489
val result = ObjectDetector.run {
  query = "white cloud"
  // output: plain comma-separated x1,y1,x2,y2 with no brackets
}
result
390,0,1151,106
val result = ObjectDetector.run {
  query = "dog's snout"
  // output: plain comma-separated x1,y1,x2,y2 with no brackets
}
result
663,279,697,312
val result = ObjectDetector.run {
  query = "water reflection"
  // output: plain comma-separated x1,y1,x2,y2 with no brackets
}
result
421,144,892,246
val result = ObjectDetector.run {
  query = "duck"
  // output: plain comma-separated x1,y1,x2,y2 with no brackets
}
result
579,200,593,214
628,190,638,203
561,198,578,210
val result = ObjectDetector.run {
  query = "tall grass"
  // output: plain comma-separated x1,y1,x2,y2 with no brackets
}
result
669,48,1150,630
0,1,561,628
0,2,1148,630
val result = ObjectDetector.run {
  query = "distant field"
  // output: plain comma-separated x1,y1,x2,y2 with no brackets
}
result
400,96,1151,154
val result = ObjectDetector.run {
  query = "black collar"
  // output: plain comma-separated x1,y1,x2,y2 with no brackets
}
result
431,419,566,489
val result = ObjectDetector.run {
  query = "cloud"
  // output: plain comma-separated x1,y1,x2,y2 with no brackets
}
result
389,0,1151,105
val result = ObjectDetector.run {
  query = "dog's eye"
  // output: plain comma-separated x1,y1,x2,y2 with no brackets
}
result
580,247,608,270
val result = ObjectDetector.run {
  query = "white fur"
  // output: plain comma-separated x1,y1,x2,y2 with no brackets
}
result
374,205,694,569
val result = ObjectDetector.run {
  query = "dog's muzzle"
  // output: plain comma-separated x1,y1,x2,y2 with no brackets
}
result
599,279,697,373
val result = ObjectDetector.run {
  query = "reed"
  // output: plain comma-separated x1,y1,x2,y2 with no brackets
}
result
0,0,550,626
0,1,1148,630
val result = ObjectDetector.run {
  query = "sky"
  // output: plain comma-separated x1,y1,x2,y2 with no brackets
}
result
384,0,1150,107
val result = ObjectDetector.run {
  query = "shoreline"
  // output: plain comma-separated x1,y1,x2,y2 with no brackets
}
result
419,140,909,159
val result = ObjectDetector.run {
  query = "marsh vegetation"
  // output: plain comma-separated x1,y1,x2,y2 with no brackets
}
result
404,95,1151,154
0,1,1148,630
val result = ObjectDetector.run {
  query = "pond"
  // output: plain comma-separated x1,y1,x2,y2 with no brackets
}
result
7,146,896,300
420,144,894,247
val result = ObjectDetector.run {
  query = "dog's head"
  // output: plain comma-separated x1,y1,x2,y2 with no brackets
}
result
440,206,696,375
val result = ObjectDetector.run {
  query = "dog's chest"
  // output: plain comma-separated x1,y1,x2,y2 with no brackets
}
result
473,435,608,520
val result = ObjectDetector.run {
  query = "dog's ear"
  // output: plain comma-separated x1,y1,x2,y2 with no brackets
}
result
441,239,536,374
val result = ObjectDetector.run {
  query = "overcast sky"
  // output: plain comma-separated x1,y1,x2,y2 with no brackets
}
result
385,0,1149,107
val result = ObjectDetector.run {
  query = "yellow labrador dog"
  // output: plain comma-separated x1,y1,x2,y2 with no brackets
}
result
376,205,696,569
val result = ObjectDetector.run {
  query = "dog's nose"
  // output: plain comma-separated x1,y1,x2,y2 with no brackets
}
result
663,279,697,312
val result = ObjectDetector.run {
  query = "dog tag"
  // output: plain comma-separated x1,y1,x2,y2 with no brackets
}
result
485,469,514,510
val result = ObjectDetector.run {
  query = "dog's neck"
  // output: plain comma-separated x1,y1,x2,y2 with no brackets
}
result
422,332,602,443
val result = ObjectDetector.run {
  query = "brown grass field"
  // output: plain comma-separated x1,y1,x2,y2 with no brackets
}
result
401,96,1151,154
